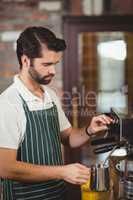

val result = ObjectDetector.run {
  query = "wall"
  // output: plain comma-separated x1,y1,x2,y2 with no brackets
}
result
0,0,63,96
1,0,133,95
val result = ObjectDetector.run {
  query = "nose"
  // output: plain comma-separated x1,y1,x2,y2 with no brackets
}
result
48,65,55,75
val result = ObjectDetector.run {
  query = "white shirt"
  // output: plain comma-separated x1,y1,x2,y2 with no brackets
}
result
0,75,71,149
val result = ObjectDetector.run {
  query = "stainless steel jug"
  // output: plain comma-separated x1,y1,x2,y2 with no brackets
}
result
90,163,110,192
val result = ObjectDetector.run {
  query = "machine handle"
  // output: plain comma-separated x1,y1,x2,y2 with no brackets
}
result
91,136,116,145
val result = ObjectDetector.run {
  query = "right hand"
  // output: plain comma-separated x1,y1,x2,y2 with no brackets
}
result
61,163,90,185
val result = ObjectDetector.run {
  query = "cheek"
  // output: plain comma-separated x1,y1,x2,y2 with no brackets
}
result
40,68,49,74
34,65,46,74
33,62,49,75
38,68,50,77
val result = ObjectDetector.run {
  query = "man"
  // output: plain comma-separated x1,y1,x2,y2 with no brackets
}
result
0,27,112,200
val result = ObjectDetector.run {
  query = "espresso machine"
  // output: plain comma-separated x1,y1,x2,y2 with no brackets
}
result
90,108,133,200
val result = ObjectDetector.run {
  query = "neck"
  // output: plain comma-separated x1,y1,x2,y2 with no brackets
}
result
19,71,44,100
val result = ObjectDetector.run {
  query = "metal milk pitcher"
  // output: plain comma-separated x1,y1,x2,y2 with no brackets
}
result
90,163,110,192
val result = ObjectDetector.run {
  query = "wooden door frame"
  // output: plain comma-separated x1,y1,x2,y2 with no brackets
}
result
62,15,133,200
63,15,133,120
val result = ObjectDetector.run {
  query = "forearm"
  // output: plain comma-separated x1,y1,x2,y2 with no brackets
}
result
0,161,64,183
69,128,90,148
63,115,112,148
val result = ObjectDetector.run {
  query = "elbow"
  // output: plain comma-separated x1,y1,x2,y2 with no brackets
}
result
69,137,77,148
69,139,79,148
0,167,9,179
69,143,82,148
0,163,16,180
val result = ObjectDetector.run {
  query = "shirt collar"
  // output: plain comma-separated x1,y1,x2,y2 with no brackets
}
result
14,74,45,102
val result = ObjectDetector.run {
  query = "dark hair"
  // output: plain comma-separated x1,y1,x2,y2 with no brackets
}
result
16,26,66,68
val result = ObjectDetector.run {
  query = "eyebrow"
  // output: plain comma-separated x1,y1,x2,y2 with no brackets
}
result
42,61,60,65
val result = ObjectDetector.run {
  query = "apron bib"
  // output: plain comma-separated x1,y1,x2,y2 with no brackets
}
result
3,95,66,200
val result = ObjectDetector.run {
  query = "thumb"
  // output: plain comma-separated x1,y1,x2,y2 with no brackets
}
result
96,125,108,132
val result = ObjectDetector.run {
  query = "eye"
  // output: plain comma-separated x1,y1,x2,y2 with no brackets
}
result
42,63,52,67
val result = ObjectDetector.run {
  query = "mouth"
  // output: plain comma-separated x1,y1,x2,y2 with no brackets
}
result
44,75,54,80
45,77,52,79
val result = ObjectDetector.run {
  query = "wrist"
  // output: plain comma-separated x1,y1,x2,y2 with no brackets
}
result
55,166,65,180
45,166,65,180
85,126,96,138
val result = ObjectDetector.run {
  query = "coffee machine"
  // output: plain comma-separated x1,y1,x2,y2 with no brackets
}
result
90,108,133,200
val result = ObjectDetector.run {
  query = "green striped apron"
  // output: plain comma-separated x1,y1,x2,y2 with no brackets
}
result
3,95,66,200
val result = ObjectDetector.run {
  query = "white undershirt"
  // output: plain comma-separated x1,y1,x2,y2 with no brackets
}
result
0,75,71,149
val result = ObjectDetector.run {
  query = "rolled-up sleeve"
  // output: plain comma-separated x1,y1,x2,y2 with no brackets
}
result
47,89,71,132
56,100,71,132
0,100,22,149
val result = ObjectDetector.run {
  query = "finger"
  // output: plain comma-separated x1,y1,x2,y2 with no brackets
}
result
70,176,90,185
77,174,90,180
67,179,80,185
80,172,90,177
75,179,89,185
79,169,91,176
95,115,110,125
103,115,115,123
75,163,90,171
101,115,111,124
68,180,79,185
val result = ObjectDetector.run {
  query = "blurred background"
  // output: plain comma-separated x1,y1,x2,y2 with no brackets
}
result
1,0,133,199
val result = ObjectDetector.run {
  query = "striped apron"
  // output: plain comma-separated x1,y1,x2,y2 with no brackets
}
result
3,95,66,200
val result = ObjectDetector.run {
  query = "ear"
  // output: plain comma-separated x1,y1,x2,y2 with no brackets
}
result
21,55,30,68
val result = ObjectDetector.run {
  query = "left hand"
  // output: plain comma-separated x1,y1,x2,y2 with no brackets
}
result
88,114,113,134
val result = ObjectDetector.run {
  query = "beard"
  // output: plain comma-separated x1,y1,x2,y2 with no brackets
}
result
28,67,54,85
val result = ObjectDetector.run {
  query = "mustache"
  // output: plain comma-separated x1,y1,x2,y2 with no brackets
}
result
42,74,54,79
